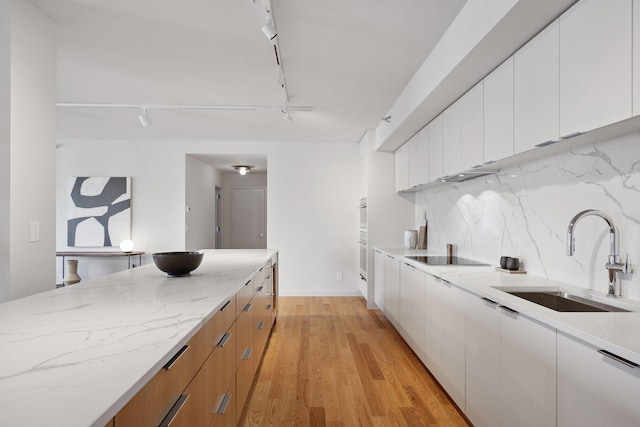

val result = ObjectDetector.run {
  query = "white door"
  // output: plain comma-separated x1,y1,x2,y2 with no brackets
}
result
230,187,266,249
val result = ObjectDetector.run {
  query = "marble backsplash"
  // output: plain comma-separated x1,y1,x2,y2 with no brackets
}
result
415,132,640,300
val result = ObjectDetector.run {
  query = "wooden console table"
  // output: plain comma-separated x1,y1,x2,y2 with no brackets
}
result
56,251,145,281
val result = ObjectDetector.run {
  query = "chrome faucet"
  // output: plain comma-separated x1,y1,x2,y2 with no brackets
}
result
567,209,630,297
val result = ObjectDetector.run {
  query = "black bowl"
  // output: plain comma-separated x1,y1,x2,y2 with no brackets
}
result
152,251,204,277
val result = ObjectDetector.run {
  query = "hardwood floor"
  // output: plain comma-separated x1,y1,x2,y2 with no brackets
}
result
241,297,470,426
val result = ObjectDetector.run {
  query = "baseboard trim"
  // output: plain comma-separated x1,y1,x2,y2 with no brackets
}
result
279,290,362,297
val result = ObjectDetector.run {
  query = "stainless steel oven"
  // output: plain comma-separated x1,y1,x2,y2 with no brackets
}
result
359,198,367,229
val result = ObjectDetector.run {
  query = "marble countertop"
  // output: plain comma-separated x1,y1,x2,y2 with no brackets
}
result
376,247,640,365
0,249,277,427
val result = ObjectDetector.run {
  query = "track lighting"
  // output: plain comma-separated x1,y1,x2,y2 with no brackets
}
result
281,106,292,123
233,165,253,175
138,107,151,127
381,115,391,123
262,20,277,40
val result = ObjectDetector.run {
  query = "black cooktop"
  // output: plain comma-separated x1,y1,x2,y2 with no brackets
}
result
405,256,489,266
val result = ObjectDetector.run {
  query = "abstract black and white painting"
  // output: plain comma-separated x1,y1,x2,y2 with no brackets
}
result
67,177,131,247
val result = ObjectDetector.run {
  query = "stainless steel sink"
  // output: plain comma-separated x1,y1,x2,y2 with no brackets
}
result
500,290,629,312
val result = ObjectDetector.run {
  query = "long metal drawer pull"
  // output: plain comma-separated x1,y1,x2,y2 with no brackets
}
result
598,349,640,368
560,130,583,139
498,305,518,315
481,297,498,305
257,286,264,292
220,300,232,311
217,332,232,347
244,303,253,312
266,304,272,310
216,393,232,414
244,280,251,287
242,348,253,360
257,321,265,330
163,345,190,370
159,394,190,426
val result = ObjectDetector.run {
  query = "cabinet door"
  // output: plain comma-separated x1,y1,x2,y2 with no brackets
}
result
499,306,556,427
399,263,425,360
559,0,632,136
557,332,640,426
383,255,400,327
465,293,501,427
427,115,444,181
443,101,462,177
440,282,466,411
423,274,443,380
417,126,429,185
514,20,559,153
394,143,409,192
374,250,385,310
484,57,514,163
407,135,419,189
461,81,484,170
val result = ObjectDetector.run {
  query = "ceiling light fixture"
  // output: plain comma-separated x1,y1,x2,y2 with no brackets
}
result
233,165,253,175
382,115,392,123
138,107,151,127
281,105,292,123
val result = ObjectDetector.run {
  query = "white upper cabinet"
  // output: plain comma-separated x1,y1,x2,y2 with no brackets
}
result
394,143,408,192
559,0,632,137
443,101,463,177
407,135,419,189
514,20,560,153
634,0,640,115
484,57,514,163
461,81,484,170
428,114,444,181
417,126,429,185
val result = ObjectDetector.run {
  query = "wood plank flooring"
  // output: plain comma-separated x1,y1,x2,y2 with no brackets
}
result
241,297,470,426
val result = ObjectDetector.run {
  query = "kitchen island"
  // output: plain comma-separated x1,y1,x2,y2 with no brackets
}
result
0,249,278,427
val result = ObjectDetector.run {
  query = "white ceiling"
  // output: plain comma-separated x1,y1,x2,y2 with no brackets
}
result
28,0,467,143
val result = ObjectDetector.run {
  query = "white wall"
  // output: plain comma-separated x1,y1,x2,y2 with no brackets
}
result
0,0,56,301
221,172,267,249
185,155,221,251
56,140,360,296
415,132,640,300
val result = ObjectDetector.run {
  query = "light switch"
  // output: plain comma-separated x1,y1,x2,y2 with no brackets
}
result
29,221,40,242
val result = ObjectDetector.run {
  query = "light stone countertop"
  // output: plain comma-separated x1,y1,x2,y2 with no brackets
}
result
0,249,277,427
376,246,640,366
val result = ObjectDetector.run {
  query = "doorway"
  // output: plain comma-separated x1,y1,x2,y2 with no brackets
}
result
230,186,266,249
215,187,222,249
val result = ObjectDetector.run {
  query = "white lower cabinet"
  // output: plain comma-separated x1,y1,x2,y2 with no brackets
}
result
440,281,466,411
399,263,426,359
557,331,640,426
383,255,400,327
465,293,556,427
499,306,556,427
423,273,443,380
465,293,501,427
374,250,385,310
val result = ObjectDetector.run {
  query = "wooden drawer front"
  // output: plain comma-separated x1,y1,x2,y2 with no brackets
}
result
215,322,237,390
253,266,267,292
115,320,215,426
212,382,236,427
219,295,236,332
236,354,255,425
236,279,255,312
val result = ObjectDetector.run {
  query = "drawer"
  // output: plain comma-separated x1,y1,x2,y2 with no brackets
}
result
236,352,255,425
212,381,236,427
211,296,235,347
216,322,237,389
115,319,215,426
236,278,255,312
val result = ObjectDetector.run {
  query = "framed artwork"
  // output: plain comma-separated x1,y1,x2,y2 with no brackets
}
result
67,176,131,247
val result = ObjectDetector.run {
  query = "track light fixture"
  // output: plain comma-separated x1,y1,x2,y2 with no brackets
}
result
233,165,253,175
262,19,277,40
281,105,292,123
138,107,151,127
381,115,391,123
